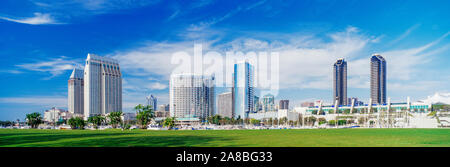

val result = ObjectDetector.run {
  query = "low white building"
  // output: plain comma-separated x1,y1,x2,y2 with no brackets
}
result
248,109,300,121
44,107,72,123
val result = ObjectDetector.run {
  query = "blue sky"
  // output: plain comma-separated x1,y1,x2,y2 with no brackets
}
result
0,0,449,121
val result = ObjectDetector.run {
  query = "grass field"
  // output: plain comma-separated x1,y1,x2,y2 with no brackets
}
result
0,128,449,147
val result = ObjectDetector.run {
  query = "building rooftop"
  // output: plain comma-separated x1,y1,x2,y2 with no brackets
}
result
86,53,119,64
69,68,84,79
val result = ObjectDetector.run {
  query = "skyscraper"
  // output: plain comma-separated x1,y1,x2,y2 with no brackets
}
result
84,54,122,119
68,68,84,116
218,92,233,118
262,94,275,112
232,61,254,119
146,94,157,111
370,54,387,104
169,73,215,119
333,58,347,106
254,95,261,113
279,100,289,110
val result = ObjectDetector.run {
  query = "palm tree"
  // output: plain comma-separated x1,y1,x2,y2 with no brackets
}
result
68,117,86,130
26,112,42,129
88,115,105,129
136,104,154,129
108,111,123,129
163,117,176,130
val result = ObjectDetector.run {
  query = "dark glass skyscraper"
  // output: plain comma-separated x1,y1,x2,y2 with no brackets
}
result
333,58,347,106
370,54,387,104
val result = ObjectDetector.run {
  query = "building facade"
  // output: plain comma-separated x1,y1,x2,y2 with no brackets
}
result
157,104,170,112
218,92,233,118
254,95,261,113
68,68,84,115
146,94,157,111
262,94,275,112
371,54,387,104
84,54,122,119
301,102,315,108
333,58,347,106
169,73,215,119
232,61,255,119
44,107,70,123
279,100,289,110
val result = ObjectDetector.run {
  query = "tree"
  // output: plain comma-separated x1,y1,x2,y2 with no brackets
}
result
108,111,123,129
68,117,86,130
297,114,303,126
305,116,317,126
250,119,260,125
328,120,336,126
282,117,288,125
26,112,42,129
268,118,273,126
358,117,367,125
135,104,154,129
163,117,176,130
318,118,327,125
88,115,105,129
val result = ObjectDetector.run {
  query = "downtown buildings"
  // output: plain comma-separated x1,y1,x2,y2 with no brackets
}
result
169,73,215,120
68,68,84,116
333,58,347,106
67,54,122,120
371,54,387,104
279,100,289,110
146,94,158,111
217,92,233,118
262,94,275,112
331,55,387,106
232,61,255,119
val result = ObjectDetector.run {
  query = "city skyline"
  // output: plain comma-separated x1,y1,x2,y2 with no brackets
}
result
1,1,450,120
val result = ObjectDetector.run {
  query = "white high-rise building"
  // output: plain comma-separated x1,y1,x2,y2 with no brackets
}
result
68,68,84,115
169,73,215,119
84,54,122,119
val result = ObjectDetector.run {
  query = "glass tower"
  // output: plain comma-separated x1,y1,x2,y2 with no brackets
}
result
232,61,254,119
370,54,387,104
333,58,347,106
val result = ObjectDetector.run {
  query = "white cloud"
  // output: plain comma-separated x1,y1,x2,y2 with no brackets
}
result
0,13,60,25
421,92,450,104
15,56,81,79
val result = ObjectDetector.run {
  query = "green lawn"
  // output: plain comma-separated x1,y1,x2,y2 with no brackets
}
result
0,128,449,147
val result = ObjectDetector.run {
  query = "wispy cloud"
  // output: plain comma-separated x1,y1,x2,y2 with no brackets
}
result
0,13,60,25
188,0,268,31
388,24,421,46
15,56,81,79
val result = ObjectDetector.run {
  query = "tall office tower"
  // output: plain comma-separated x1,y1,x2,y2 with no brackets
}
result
68,68,84,116
370,54,387,104
232,61,254,119
333,58,347,106
262,94,275,112
217,92,233,118
279,100,289,110
169,73,215,119
84,54,122,119
254,95,261,113
146,94,157,111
